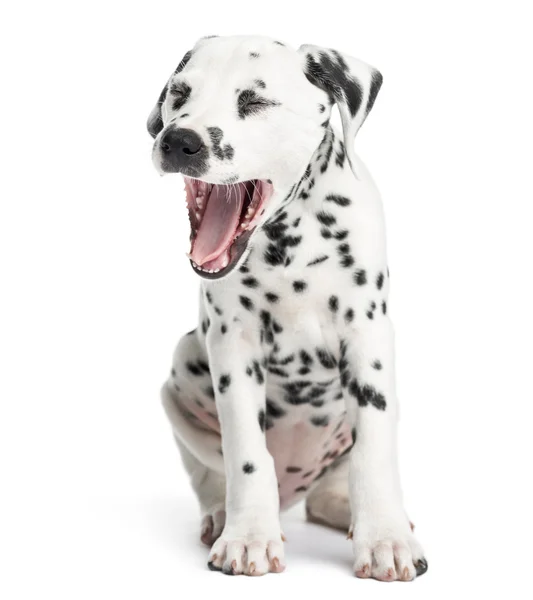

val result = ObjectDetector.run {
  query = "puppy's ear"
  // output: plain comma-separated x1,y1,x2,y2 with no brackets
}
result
299,45,382,178
146,51,193,139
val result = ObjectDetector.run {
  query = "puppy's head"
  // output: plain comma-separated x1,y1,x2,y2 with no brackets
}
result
148,35,381,279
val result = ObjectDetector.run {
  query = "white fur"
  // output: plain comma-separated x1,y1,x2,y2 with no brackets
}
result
150,35,426,580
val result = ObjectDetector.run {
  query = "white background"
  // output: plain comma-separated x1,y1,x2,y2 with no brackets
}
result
1,1,532,598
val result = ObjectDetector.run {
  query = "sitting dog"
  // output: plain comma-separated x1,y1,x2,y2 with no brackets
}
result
147,35,427,580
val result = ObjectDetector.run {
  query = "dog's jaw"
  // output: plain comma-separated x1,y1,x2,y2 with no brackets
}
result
184,177,274,279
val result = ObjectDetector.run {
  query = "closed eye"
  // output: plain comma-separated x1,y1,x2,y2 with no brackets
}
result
237,88,280,119
170,81,192,111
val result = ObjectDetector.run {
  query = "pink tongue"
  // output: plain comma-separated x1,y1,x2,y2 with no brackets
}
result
190,185,245,266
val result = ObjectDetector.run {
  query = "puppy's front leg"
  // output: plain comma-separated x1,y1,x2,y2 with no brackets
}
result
206,325,284,576
340,318,427,581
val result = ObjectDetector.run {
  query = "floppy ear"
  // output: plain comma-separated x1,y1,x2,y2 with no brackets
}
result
299,45,383,178
146,51,193,139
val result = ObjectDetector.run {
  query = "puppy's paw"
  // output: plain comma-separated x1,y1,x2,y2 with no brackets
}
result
200,505,226,546
351,517,427,582
207,525,285,576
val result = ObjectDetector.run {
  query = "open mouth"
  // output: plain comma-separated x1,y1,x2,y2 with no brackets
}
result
184,177,274,279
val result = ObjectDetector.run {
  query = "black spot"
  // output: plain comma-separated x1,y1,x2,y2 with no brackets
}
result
263,244,285,266
265,292,279,303
367,70,384,115
316,211,336,226
372,360,382,370
310,399,324,407
264,220,288,240
326,194,351,207
259,309,271,328
382,300,387,314
242,462,256,474
293,280,307,292
295,486,308,492
218,374,231,394
175,51,193,74
186,362,203,376
318,103,326,113
268,366,289,378
286,466,302,473
249,52,260,58
376,272,384,290
316,348,337,369
351,427,357,444
220,324,227,334
201,318,210,335
328,295,339,312
307,255,329,267
207,126,234,161
237,89,280,119
310,415,330,427
274,41,285,46
335,141,346,168
354,270,367,285
205,291,213,304
348,379,386,410
254,79,266,88
266,398,286,419
258,409,266,432
252,360,265,385
239,295,254,310
334,229,349,241
340,255,355,268
300,350,313,365
223,174,239,184
241,276,259,288
198,360,210,373
366,310,374,319
321,228,332,239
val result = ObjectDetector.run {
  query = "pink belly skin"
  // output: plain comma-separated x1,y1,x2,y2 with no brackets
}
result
266,420,352,509
174,389,352,509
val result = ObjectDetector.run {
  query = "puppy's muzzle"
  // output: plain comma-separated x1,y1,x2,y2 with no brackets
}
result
159,127,208,176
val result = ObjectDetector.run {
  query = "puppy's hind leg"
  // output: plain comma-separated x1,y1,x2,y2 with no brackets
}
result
175,437,226,546
305,454,351,533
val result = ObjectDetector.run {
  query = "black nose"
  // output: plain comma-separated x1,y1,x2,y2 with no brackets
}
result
159,128,207,176
160,127,203,155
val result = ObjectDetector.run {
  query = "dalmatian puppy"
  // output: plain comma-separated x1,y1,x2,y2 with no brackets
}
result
148,35,427,580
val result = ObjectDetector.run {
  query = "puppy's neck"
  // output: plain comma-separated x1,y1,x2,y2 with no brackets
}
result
276,126,346,215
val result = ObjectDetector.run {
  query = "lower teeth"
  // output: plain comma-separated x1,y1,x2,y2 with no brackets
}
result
188,189,263,275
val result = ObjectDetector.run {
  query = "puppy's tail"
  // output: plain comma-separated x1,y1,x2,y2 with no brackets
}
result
161,382,224,474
